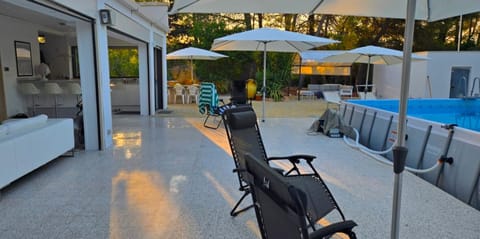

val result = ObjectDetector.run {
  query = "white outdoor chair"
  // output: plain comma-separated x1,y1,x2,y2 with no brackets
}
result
186,85,199,104
339,85,353,98
322,91,342,109
173,84,185,104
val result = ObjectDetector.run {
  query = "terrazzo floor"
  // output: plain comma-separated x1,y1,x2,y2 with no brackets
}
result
0,114,479,239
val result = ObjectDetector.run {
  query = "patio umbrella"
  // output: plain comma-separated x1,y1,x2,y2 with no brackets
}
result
323,45,428,99
211,27,339,122
166,47,228,82
170,0,479,21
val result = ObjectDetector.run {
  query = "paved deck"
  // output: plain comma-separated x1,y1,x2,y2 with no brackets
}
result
0,113,479,238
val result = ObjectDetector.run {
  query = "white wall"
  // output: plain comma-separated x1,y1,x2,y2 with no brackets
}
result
374,59,428,99
424,51,480,98
0,14,42,116
40,33,71,80
374,51,480,99
52,0,98,18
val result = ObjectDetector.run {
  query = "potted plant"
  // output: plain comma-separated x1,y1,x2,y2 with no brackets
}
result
255,91,262,101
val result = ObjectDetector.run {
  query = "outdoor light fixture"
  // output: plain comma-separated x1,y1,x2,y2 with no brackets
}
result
37,35,46,44
99,9,112,25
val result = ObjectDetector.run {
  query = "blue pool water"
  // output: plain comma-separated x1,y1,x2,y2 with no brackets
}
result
347,98,480,132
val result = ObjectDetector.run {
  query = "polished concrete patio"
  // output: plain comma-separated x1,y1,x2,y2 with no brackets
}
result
0,114,479,239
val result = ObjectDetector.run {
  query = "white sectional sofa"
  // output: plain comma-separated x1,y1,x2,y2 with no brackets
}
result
0,114,74,189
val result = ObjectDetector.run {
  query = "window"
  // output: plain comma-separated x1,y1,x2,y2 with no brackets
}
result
108,47,139,78
71,46,139,78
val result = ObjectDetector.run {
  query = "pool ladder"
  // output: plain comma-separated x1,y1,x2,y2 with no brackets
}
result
470,77,480,97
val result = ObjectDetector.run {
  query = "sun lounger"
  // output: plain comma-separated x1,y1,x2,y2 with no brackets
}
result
322,91,342,108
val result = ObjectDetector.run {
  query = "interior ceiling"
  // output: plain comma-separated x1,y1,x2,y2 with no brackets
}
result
0,1,76,34
0,1,136,46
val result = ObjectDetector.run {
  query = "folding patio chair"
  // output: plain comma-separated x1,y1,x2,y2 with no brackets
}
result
222,106,318,216
243,153,357,239
198,82,231,129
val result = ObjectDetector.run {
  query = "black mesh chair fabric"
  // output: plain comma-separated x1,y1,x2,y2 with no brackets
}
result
222,106,335,220
244,153,357,239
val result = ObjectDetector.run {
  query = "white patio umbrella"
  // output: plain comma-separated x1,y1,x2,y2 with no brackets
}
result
211,27,339,121
172,2,480,238
170,0,479,21
166,47,228,82
323,45,428,99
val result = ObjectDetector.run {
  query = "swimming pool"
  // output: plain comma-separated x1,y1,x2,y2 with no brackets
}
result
340,99,480,210
347,98,480,132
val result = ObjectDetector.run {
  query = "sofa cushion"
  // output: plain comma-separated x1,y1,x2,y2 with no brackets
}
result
2,114,48,134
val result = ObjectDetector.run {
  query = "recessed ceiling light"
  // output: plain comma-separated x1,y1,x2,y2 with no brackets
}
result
38,35,46,44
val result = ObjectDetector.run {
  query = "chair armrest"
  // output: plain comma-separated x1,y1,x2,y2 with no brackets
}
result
267,154,316,164
309,220,357,239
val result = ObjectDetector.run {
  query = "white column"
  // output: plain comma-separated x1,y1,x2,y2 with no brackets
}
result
148,31,156,114
76,20,99,150
138,43,149,115
95,0,113,149
161,37,168,110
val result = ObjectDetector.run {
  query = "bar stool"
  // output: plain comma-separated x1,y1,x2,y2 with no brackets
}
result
65,83,82,104
43,83,63,117
19,83,40,116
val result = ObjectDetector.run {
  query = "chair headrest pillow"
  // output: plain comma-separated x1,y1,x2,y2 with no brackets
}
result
230,111,257,129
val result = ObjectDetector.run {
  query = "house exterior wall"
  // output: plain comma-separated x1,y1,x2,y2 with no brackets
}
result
373,59,428,99
374,51,480,99
423,51,480,98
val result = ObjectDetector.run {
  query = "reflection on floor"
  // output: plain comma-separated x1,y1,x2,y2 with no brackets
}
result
0,115,479,239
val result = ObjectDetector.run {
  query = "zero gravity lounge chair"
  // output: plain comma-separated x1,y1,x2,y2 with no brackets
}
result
222,106,319,217
243,153,357,239
222,106,356,238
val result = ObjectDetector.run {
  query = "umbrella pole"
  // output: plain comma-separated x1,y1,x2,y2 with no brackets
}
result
365,56,371,99
262,42,267,122
190,58,194,82
391,0,416,238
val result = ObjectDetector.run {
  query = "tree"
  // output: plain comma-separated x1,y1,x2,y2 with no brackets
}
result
166,11,480,95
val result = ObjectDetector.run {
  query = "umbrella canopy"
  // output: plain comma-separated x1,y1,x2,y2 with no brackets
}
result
322,45,429,98
169,0,324,14
167,47,228,82
324,45,428,65
299,50,347,64
212,28,339,121
169,0,479,22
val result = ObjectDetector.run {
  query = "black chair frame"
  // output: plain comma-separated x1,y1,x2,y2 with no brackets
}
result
202,99,226,129
222,106,323,217
243,153,357,239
